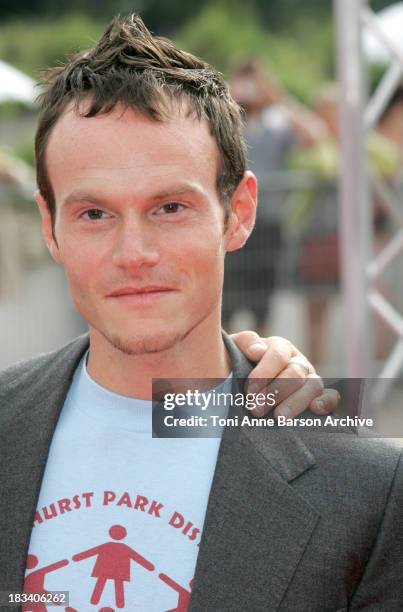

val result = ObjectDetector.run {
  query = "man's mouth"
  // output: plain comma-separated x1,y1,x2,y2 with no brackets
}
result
108,286,174,296
107,286,176,304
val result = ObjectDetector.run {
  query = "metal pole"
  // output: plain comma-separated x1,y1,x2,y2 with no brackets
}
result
364,60,403,130
335,0,373,376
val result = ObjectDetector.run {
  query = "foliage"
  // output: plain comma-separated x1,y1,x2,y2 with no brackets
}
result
0,101,30,118
0,0,335,32
176,3,270,74
11,132,36,168
0,5,335,101
371,0,398,10
176,2,334,102
0,14,104,79
0,0,396,34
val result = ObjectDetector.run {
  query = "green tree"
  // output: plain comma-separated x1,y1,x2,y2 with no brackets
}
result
0,15,104,78
176,2,334,101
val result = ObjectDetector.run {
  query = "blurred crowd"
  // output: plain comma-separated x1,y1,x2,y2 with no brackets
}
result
223,59,403,365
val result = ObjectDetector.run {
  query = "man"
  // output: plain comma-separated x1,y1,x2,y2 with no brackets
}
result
0,14,401,611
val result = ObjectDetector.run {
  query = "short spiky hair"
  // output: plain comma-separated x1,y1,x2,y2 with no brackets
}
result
35,14,247,222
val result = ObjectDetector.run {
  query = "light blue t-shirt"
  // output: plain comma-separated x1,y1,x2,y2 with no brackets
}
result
25,355,230,611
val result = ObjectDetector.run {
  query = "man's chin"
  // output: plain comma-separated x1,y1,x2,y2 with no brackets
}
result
103,330,186,356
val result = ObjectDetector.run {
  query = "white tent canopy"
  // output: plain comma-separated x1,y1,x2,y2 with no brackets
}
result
0,60,37,105
363,2,403,64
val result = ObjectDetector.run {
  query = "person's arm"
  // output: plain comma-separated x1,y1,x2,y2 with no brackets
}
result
279,95,328,147
262,74,328,147
72,545,101,562
231,331,339,418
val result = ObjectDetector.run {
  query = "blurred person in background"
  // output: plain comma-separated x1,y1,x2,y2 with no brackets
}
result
377,86,403,153
290,83,401,365
290,84,340,367
223,59,326,336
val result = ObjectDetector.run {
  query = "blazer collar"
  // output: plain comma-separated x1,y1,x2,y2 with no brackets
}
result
223,331,316,483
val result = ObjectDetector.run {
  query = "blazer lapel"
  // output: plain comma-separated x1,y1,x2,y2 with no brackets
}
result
0,334,89,589
189,335,320,611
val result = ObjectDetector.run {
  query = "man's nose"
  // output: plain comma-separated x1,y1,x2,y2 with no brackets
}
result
112,217,160,271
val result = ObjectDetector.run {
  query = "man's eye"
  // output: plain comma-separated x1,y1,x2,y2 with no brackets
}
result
82,209,107,220
158,202,185,215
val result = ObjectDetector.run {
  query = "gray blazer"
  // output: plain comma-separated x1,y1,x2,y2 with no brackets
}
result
0,334,402,611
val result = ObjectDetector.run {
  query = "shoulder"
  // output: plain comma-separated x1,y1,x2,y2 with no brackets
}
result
245,410,403,503
297,412,403,473
297,421,403,509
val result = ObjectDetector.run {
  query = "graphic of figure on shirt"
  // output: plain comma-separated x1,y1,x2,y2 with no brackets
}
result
72,524,154,609
66,608,115,612
23,554,69,612
159,574,193,612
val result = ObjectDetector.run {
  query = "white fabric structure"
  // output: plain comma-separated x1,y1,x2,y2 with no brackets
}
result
0,59,37,105
363,2,403,63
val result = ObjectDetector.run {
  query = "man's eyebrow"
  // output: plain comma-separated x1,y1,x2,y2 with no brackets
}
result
151,184,206,200
62,192,105,207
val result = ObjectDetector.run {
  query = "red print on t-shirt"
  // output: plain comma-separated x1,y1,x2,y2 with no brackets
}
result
66,608,114,612
72,524,154,608
159,574,193,612
22,554,69,612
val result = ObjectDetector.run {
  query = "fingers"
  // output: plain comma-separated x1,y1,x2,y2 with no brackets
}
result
250,374,323,417
247,345,317,410
245,336,295,385
229,331,268,362
272,375,324,418
231,332,336,420
272,353,315,380
230,332,315,384
310,388,341,415
250,382,341,420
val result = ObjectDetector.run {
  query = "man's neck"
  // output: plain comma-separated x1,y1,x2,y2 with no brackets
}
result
86,314,231,399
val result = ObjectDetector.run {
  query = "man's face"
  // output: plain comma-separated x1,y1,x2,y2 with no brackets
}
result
38,103,255,355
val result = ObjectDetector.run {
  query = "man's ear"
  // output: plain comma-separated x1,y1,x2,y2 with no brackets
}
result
35,190,61,264
225,171,257,252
